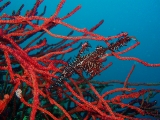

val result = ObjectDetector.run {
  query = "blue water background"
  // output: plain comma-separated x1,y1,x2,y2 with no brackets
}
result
1,0,160,118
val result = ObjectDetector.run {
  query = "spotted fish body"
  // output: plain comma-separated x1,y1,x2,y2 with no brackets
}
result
55,42,107,86
56,35,133,86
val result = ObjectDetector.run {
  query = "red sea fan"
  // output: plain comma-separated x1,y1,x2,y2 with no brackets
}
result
0,0,160,120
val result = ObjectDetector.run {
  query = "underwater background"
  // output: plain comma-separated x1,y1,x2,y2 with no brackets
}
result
5,0,159,91
1,0,160,119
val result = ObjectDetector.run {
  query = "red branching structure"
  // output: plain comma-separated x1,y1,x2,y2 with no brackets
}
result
0,0,160,120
